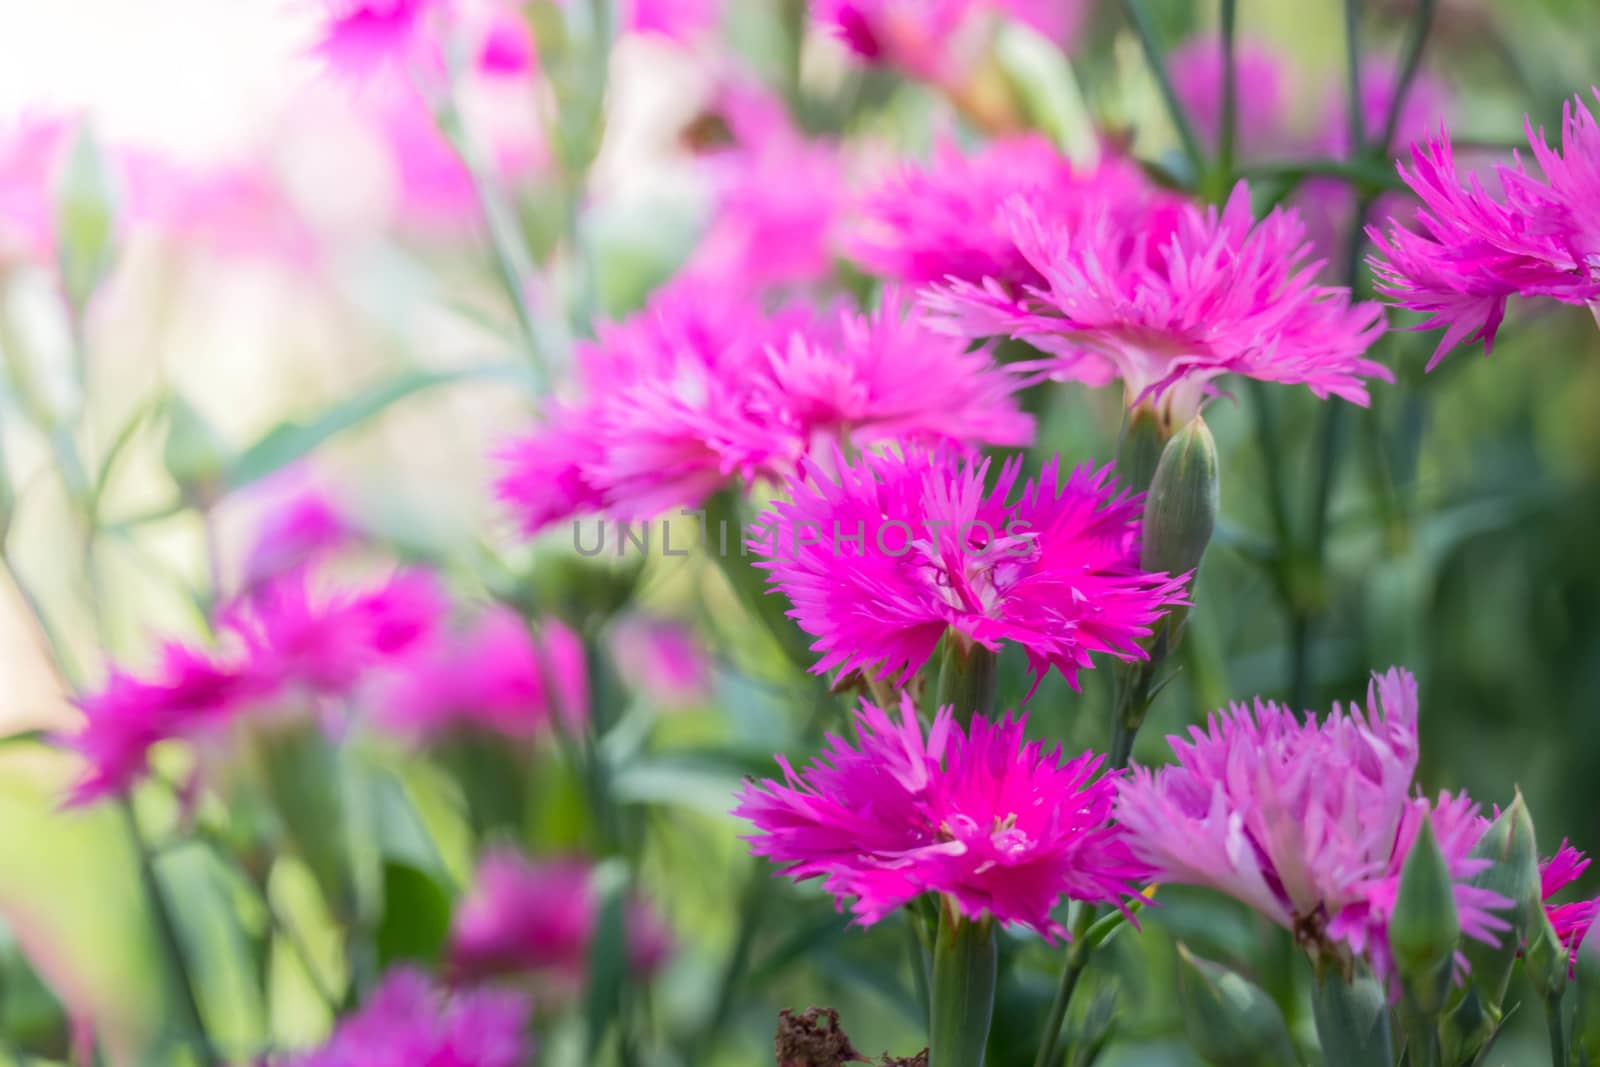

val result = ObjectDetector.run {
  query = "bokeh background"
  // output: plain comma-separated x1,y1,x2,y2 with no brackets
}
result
1,0,1599,1064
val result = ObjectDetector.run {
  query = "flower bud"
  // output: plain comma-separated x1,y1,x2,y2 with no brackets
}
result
162,393,231,502
1116,400,1169,497
1574,920,1600,1062
1440,987,1493,1065
1462,792,1541,1010
1176,944,1298,1067
1140,414,1219,580
1389,819,1460,1016
53,126,120,312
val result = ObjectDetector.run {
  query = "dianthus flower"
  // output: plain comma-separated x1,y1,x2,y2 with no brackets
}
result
496,283,1032,535
450,850,672,987
1368,88,1600,366
313,0,441,83
275,967,530,1067
1541,841,1599,969
926,183,1389,421
1168,35,1290,157
754,446,1187,692
1115,668,1510,981
376,609,589,740
849,135,1163,290
609,615,710,709
735,694,1145,937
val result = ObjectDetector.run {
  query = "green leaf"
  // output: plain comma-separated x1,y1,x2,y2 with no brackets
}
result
375,862,453,970
223,365,528,492
582,861,631,1060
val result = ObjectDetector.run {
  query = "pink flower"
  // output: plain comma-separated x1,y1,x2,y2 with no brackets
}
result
754,446,1188,692
850,135,1162,290
626,0,722,40
242,490,350,591
1116,668,1510,981
275,967,530,1067
734,695,1146,937
1368,89,1600,367
926,183,1389,421
376,610,589,740
313,0,441,84
609,615,711,709
1168,35,1291,157
815,0,1087,82
496,282,1031,535
757,290,1033,451
1541,841,1598,968
450,850,673,987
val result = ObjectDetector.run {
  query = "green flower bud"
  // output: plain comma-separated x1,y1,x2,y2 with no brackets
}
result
1462,792,1541,1010
161,393,231,501
1440,987,1494,1065
1311,968,1394,1067
1390,819,1460,1016
1140,414,1219,580
1116,400,1170,497
53,126,120,312
1176,944,1298,1067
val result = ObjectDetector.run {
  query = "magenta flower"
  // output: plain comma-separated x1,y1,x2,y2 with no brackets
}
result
1368,89,1600,366
1116,668,1510,981
926,183,1389,420
754,446,1188,692
313,0,440,83
1541,841,1598,968
850,135,1162,291
609,615,711,709
626,0,722,40
735,695,1146,937
450,850,673,988
815,0,1087,81
376,609,589,741
241,489,349,591
275,967,530,1067
496,282,1032,535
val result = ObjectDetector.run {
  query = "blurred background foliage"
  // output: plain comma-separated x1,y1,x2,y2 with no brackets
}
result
1,0,1599,1064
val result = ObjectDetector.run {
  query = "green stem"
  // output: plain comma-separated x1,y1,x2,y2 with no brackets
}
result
1548,992,1568,1067
1237,157,1408,194
1215,0,1238,195
930,911,997,1067
123,801,213,1059
1378,0,1439,154
1031,905,1098,1067
1117,0,1207,178
934,639,998,725
690,868,771,1062
1343,0,1366,154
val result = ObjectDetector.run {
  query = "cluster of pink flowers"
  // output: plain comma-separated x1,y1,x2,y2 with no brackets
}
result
735,695,1145,937
496,286,1031,534
755,446,1187,692
1369,89,1600,365
274,967,531,1067
450,849,673,988
1114,669,1510,980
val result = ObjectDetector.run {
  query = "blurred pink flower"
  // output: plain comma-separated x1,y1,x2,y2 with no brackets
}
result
754,446,1188,693
815,0,1087,82
376,609,590,740
496,280,1030,535
1369,89,1600,366
609,615,711,709
242,490,350,591
627,0,722,39
850,135,1165,291
313,0,442,84
735,694,1146,937
0,116,68,263
1168,35,1291,156
1541,841,1598,970
276,967,531,1067
1116,668,1510,982
450,850,673,987
926,183,1389,420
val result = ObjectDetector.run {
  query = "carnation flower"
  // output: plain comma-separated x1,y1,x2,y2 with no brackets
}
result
375,609,589,740
609,615,711,709
849,135,1162,290
275,967,530,1067
450,850,673,987
754,446,1188,692
1115,668,1510,981
1368,89,1600,366
926,183,1389,421
1540,841,1598,968
734,694,1146,937
496,283,1033,535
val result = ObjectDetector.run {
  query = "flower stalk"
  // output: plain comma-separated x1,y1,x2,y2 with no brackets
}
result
929,907,997,1067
